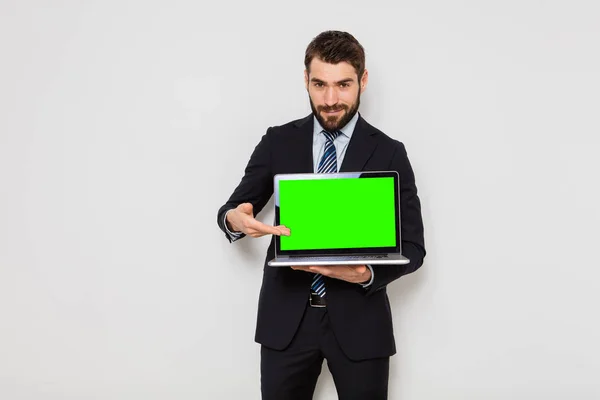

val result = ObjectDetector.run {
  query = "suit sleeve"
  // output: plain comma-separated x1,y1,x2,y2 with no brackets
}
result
216,128,275,242
366,141,426,295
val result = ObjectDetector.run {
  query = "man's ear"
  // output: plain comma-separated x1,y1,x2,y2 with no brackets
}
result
304,69,309,90
360,69,369,93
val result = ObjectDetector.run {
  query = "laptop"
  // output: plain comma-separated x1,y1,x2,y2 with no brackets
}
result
267,171,410,267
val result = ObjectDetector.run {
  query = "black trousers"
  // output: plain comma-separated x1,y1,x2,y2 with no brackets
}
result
261,305,389,400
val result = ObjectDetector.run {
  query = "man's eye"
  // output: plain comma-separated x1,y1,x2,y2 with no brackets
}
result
314,83,323,87
340,83,349,88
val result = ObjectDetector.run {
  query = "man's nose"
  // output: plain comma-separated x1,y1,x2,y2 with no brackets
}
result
324,87,339,106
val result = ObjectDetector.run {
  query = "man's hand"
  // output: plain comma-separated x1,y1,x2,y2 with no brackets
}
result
226,203,291,238
291,265,372,284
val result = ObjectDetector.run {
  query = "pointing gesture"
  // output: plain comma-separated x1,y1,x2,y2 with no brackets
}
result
226,203,291,238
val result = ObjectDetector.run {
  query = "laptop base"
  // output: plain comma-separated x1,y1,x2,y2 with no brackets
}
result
267,254,409,267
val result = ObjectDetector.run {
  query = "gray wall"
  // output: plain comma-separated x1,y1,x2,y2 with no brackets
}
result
1,1,599,399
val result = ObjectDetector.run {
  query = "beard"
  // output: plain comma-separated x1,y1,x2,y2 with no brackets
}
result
309,93,360,132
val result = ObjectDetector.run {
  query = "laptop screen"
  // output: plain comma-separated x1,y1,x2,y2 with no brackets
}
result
274,171,400,255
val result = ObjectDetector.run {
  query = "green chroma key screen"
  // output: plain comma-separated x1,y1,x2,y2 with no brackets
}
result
279,177,397,251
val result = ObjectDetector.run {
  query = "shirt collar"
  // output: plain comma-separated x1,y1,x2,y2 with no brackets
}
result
313,111,360,139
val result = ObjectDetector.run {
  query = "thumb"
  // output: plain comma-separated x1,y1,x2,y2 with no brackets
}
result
355,265,367,273
238,202,254,216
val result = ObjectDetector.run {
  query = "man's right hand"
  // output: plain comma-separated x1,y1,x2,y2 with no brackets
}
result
226,203,291,238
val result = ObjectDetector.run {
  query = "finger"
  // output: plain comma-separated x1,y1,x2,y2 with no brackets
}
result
291,266,311,272
250,219,286,236
330,265,366,272
308,266,332,276
353,265,367,273
276,225,291,236
242,220,261,235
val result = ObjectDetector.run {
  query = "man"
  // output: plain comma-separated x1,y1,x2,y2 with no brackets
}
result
217,31,426,400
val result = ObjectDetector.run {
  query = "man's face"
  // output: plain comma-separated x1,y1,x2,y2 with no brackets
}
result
305,58,368,132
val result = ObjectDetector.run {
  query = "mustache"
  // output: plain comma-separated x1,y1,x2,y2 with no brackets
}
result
318,104,348,113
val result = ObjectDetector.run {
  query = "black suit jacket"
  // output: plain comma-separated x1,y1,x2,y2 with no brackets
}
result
217,114,426,361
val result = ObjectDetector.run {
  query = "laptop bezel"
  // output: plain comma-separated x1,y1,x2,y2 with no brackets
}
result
273,171,401,256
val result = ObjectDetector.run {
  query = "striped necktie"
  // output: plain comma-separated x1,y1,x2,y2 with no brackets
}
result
311,130,342,298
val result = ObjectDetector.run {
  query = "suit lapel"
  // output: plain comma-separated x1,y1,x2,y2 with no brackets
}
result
340,115,378,172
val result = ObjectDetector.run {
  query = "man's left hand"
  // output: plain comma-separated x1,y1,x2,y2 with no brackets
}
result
291,265,371,284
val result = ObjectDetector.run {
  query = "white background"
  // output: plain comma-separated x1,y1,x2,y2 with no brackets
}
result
1,1,599,399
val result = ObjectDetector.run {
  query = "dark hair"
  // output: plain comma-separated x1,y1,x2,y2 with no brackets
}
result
304,31,366,80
